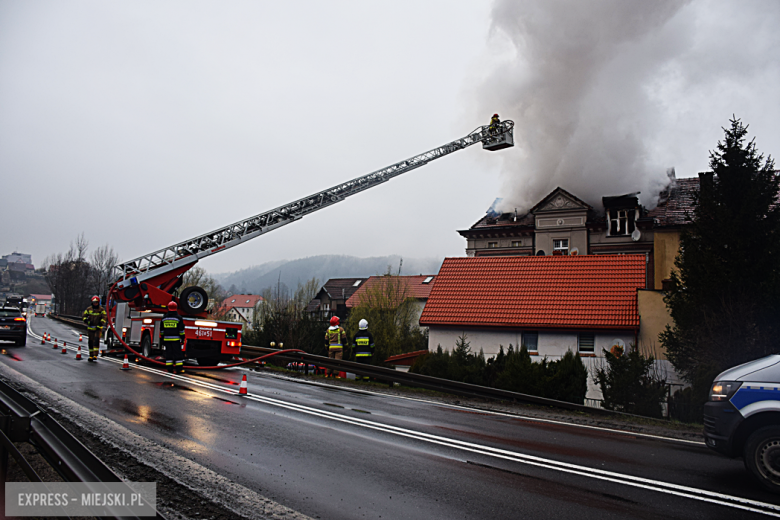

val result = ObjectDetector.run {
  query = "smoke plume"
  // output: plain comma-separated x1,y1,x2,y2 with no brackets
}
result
475,0,779,213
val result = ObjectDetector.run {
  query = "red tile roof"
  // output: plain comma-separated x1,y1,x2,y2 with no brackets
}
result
419,255,645,330
220,294,263,310
346,275,436,308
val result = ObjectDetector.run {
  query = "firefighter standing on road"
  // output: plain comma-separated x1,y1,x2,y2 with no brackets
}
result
160,301,186,374
325,316,348,378
353,319,374,381
82,296,106,362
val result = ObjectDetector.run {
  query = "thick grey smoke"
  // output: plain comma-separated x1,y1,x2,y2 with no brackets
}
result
476,0,779,213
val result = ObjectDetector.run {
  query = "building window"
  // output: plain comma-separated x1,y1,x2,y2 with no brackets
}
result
578,333,595,353
353,280,362,287
511,240,521,247
608,209,636,236
422,276,434,284
553,239,569,255
322,303,330,312
487,242,498,248
522,331,538,352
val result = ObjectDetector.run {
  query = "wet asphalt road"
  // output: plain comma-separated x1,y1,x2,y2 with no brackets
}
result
3,316,779,519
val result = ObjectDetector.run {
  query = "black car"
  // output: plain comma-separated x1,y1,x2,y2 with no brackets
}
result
0,307,26,346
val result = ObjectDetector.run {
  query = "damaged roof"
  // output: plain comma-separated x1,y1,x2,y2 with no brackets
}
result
647,177,700,228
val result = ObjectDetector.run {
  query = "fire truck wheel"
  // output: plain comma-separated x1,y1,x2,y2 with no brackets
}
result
180,286,209,315
141,334,153,362
197,357,220,367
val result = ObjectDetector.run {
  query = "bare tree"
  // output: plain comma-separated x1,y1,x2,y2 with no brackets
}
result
90,244,118,299
43,235,94,315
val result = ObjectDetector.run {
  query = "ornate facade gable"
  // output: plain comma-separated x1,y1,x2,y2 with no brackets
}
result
531,187,592,214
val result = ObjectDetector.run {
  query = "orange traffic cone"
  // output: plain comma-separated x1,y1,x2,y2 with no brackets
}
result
238,374,248,395
121,355,131,370
41,334,45,345
79,334,83,342
75,345,82,360
52,338,58,349
61,342,67,354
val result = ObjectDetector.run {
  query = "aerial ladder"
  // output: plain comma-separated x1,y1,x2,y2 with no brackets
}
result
108,119,514,317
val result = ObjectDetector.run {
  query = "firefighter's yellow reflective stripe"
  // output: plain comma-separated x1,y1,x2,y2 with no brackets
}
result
163,320,179,328
163,337,181,341
329,345,343,349
356,338,370,345
355,353,371,357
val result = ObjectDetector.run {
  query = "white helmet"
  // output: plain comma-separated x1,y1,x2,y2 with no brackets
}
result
359,319,368,330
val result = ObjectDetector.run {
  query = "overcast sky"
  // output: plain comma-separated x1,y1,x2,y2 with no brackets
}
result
2,1,778,274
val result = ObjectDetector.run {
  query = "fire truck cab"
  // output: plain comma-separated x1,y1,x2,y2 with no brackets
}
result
106,302,241,366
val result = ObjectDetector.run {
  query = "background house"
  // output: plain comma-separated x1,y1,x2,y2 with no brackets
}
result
219,294,263,330
307,278,365,321
345,275,435,329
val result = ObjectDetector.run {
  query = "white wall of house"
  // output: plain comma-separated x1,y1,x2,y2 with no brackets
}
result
427,327,636,400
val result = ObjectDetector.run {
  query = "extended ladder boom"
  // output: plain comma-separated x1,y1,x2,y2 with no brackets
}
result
114,120,514,289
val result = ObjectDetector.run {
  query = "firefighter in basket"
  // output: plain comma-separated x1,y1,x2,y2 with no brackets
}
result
489,113,502,135
160,301,186,374
325,316,348,378
82,296,106,362
353,319,374,381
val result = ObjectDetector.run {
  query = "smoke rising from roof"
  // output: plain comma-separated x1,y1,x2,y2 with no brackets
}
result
476,0,780,214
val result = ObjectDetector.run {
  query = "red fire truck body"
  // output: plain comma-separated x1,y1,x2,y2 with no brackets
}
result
106,302,241,366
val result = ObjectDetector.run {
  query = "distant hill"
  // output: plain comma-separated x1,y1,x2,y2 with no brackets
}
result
214,255,443,294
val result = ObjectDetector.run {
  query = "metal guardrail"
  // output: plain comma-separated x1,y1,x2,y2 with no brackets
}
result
238,346,643,419
50,313,88,330
0,379,165,519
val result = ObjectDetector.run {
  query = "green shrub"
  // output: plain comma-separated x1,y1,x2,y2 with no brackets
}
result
547,350,588,404
594,347,668,417
412,341,588,405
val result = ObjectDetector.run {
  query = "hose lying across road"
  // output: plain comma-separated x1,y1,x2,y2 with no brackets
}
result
105,315,304,370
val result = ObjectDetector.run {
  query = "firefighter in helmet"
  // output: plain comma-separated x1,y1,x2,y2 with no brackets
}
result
325,316,348,378
489,113,501,134
353,319,374,381
82,296,106,362
160,301,186,373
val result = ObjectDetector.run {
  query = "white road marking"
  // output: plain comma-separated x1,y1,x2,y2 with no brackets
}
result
258,369,706,445
25,322,778,516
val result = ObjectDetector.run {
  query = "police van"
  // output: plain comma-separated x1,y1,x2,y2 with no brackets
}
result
704,355,780,492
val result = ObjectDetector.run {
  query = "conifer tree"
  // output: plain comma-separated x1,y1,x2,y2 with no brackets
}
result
661,118,780,396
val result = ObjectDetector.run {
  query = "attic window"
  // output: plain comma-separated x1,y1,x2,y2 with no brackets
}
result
245,299,250,303
511,240,521,247
231,299,236,303
608,209,636,236
353,280,362,287
422,276,434,284
487,242,498,248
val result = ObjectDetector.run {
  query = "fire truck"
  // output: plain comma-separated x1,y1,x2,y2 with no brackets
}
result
106,119,515,365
